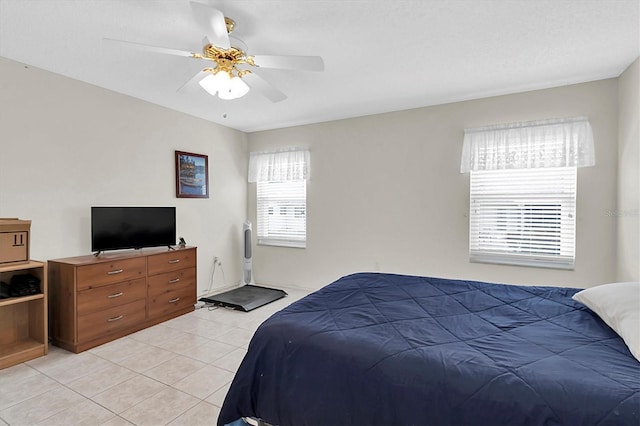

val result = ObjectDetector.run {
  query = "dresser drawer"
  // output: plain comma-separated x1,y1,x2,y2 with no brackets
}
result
148,284,195,319
148,268,196,291
77,278,146,316
148,249,196,276
76,258,146,290
77,299,146,343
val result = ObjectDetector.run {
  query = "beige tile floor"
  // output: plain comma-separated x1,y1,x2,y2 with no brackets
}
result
0,287,310,426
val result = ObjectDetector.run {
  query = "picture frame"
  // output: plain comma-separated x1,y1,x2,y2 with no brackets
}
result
175,150,209,198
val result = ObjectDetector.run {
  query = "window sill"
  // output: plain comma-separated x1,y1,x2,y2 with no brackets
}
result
470,254,574,270
258,239,306,249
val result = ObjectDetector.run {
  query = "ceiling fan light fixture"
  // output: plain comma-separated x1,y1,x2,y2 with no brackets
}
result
199,70,249,100
198,73,219,96
227,75,250,99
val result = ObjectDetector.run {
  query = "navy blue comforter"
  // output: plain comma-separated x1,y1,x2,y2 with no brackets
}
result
218,273,640,426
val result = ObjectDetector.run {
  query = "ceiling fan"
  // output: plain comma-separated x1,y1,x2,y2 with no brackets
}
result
105,1,324,102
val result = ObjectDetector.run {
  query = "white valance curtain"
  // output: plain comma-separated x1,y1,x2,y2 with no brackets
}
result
460,117,595,173
248,148,310,183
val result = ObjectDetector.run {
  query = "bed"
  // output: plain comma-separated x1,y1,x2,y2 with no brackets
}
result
217,272,640,426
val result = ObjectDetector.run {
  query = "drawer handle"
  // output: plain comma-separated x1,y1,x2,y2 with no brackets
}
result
107,315,123,322
107,269,124,275
168,259,181,264
168,297,180,304
168,278,180,284
107,292,124,299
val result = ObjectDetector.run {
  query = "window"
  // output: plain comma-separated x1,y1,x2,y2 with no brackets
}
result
257,180,306,247
248,148,310,248
461,116,595,269
469,167,576,269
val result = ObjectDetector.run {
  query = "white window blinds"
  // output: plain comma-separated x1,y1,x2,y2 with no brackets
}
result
249,148,309,248
257,180,306,248
469,167,576,269
461,116,593,269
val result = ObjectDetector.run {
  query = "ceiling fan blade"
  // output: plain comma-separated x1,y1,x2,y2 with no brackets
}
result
243,72,288,103
190,2,231,49
177,69,210,93
252,55,324,72
103,38,195,57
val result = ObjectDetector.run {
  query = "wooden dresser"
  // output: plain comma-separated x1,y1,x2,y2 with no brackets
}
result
48,246,196,353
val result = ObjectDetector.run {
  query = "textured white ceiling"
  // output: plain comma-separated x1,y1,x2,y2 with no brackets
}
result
0,0,638,132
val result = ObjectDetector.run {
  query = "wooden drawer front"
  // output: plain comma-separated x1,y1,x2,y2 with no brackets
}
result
77,299,145,343
148,268,196,292
77,278,146,316
148,249,196,276
148,284,195,319
76,258,146,290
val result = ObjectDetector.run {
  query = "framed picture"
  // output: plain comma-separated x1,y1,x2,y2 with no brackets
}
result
175,151,209,198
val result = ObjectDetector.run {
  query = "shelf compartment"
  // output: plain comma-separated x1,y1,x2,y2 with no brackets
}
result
0,261,47,370
0,338,46,369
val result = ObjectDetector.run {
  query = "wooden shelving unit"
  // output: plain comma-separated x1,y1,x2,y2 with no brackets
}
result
0,260,48,369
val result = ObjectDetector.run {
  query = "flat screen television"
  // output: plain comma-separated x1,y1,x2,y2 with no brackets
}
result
91,206,176,253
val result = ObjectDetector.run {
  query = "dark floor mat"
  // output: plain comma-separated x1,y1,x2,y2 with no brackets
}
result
199,285,287,312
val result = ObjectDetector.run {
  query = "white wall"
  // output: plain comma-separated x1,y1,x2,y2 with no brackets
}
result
247,79,620,290
1,55,629,294
617,58,640,281
0,57,247,295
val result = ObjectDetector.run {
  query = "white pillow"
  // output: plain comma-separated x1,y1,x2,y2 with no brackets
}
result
572,281,640,362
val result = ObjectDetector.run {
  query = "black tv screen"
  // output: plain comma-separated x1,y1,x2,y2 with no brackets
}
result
91,207,176,253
